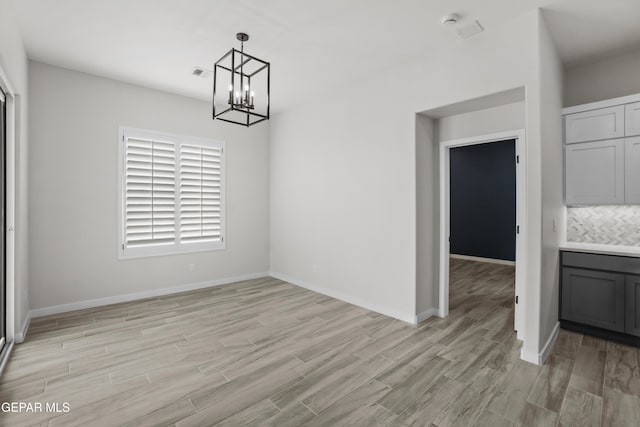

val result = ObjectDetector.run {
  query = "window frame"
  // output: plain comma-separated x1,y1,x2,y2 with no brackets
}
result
117,126,226,260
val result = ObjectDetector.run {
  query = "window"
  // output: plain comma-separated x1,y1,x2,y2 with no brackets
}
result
118,127,225,258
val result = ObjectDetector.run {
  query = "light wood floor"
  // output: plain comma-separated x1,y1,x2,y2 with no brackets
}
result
1,259,639,426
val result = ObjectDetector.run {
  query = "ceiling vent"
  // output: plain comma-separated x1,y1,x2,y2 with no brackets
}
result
192,66,212,78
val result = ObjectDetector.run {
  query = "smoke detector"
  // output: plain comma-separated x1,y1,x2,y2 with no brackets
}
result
441,13,459,26
192,66,212,78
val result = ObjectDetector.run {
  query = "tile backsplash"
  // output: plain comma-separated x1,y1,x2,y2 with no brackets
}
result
567,206,640,246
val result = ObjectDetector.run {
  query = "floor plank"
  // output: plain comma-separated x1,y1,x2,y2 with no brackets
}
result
602,386,640,427
558,387,602,427
527,354,575,413
569,346,606,396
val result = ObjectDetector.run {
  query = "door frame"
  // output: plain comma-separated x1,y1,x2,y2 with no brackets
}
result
0,64,17,349
439,129,527,339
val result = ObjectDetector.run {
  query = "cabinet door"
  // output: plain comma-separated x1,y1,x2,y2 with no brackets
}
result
565,106,625,144
566,139,625,205
626,102,640,137
625,275,640,337
625,137,640,203
561,268,625,332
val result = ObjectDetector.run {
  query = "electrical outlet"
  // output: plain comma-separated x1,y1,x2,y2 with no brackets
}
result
312,263,318,273
189,263,196,272
552,219,557,233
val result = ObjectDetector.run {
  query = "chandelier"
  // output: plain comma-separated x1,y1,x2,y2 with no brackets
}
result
212,33,270,127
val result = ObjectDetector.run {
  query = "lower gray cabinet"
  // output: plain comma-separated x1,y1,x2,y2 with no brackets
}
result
626,275,640,337
561,267,625,332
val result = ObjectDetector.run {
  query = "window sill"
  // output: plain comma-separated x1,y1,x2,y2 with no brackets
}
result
118,242,225,260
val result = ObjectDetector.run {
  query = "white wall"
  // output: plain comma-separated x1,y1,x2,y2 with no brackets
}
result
437,102,525,142
271,8,546,359
415,114,438,318
28,61,270,310
538,14,565,353
0,0,30,336
269,85,418,322
564,48,640,107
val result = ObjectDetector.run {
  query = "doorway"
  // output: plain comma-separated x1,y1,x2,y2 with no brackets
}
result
0,87,5,352
0,64,16,365
450,139,516,264
439,130,526,337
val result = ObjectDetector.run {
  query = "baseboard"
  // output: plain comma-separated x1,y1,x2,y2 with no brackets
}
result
269,271,416,325
520,348,538,364
29,272,270,319
450,254,516,266
521,322,560,365
539,322,560,364
560,320,640,348
15,312,31,343
415,308,441,324
0,341,15,377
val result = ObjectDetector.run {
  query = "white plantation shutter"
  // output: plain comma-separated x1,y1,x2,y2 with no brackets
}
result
179,145,223,243
124,137,176,247
120,127,225,258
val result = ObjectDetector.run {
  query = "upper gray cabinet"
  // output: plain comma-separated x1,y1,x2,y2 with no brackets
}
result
565,105,624,144
625,137,640,204
566,139,624,205
563,93,640,205
626,102,640,137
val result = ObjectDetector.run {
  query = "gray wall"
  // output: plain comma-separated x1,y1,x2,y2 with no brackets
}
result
28,61,270,310
449,140,516,262
565,48,640,107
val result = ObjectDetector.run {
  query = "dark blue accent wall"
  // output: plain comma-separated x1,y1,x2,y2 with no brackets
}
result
450,139,516,261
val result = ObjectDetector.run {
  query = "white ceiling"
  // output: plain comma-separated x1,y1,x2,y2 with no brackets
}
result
543,0,640,69
12,0,640,111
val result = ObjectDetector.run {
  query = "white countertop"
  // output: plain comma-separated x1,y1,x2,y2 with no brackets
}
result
560,242,640,258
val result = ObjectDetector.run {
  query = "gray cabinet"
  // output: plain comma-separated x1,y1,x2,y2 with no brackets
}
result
565,106,625,144
625,137,640,203
626,102,640,137
626,275,640,337
563,95,640,206
565,139,625,205
561,251,640,344
561,267,625,332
